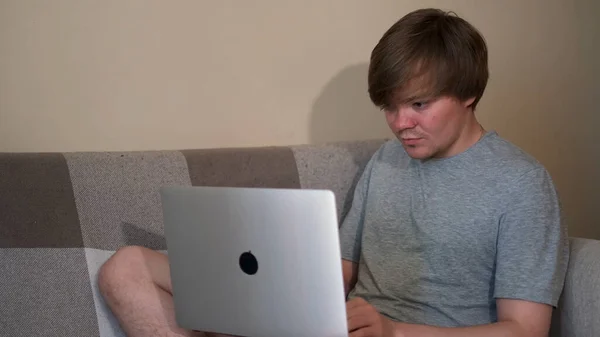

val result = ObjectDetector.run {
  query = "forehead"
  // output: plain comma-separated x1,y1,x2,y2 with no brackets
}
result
389,57,445,104
391,74,441,104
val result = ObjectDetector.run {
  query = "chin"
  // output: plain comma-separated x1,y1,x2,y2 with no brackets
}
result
404,146,434,160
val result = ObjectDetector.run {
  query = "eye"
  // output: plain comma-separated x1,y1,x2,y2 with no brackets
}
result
412,101,428,110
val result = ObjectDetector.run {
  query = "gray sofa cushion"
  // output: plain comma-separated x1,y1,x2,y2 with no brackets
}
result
551,238,600,337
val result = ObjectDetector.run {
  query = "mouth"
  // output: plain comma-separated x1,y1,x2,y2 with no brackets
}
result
401,137,423,146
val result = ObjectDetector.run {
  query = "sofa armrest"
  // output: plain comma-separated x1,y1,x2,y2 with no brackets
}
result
551,237,600,337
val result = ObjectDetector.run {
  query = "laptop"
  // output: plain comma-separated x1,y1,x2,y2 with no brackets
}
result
160,185,349,337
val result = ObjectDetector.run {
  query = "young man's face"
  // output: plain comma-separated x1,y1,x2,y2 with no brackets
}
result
384,95,476,160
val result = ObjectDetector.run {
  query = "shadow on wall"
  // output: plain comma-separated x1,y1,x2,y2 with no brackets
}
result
309,63,390,145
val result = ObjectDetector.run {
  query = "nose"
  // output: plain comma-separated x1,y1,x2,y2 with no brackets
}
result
388,107,417,131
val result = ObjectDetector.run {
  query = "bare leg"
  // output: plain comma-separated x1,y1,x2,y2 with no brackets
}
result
98,245,234,337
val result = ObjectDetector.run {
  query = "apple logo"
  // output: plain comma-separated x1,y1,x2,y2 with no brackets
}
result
239,251,258,275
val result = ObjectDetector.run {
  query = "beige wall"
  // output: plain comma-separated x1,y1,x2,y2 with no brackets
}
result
1,1,598,239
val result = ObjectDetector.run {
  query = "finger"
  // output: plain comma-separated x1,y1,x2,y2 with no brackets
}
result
346,300,377,322
349,326,374,337
347,312,371,332
346,304,369,322
346,296,368,311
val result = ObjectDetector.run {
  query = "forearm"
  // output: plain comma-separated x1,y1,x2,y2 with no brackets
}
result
394,321,529,337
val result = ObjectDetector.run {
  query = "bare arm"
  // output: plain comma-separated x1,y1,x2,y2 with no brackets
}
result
392,299,553,337
342,259,358,297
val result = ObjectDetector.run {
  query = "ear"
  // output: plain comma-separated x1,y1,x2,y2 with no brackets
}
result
463,96,476,108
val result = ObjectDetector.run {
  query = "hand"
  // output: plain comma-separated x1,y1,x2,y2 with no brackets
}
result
346,297,397,337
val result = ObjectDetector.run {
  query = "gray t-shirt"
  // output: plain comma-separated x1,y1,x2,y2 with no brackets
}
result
339,131,569,327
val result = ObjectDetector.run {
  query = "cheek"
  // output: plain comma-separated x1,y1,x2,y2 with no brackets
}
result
426,115,437,130
385,113,396,129
422,114,448,134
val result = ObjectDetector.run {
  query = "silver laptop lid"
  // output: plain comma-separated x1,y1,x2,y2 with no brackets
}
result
160,186,348,337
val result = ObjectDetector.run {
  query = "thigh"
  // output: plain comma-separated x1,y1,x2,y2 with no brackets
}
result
111,245,174,294
139,247,173,294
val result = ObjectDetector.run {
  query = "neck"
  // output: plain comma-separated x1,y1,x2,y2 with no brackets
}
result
435,113,484,159
461,115,485,148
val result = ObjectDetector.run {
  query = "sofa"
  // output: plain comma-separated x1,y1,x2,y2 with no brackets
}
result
0,139,598,337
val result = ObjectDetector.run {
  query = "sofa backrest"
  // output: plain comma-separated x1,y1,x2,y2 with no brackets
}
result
1,138,598,337
550,237,600,337
0,139,384,337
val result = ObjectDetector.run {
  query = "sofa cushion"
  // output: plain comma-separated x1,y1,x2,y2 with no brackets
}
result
291,139,384,220
550,237,600,337
0,153,100,336
0,153,81,248
182,146,301,189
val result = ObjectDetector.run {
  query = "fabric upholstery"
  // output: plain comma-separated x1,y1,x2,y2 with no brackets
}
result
291,139,384,220
0,153,81,248
0,139,597,337
182,146,301,188
65,151,191,251
550,238,600,337
0,248,99,336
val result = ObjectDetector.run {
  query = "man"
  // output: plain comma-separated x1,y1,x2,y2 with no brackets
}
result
340,7,569,337
98,7,569,337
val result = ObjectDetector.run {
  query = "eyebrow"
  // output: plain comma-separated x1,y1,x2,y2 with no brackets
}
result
398,94,433,104
402,95,420,103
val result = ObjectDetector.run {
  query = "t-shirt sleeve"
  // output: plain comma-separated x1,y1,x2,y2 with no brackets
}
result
338,152,377,263
494,167,570,307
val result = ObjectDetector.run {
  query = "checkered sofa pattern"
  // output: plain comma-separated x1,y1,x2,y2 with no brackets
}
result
1,139,599,337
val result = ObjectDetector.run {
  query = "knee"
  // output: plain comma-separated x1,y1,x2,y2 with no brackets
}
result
98,245,149,296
